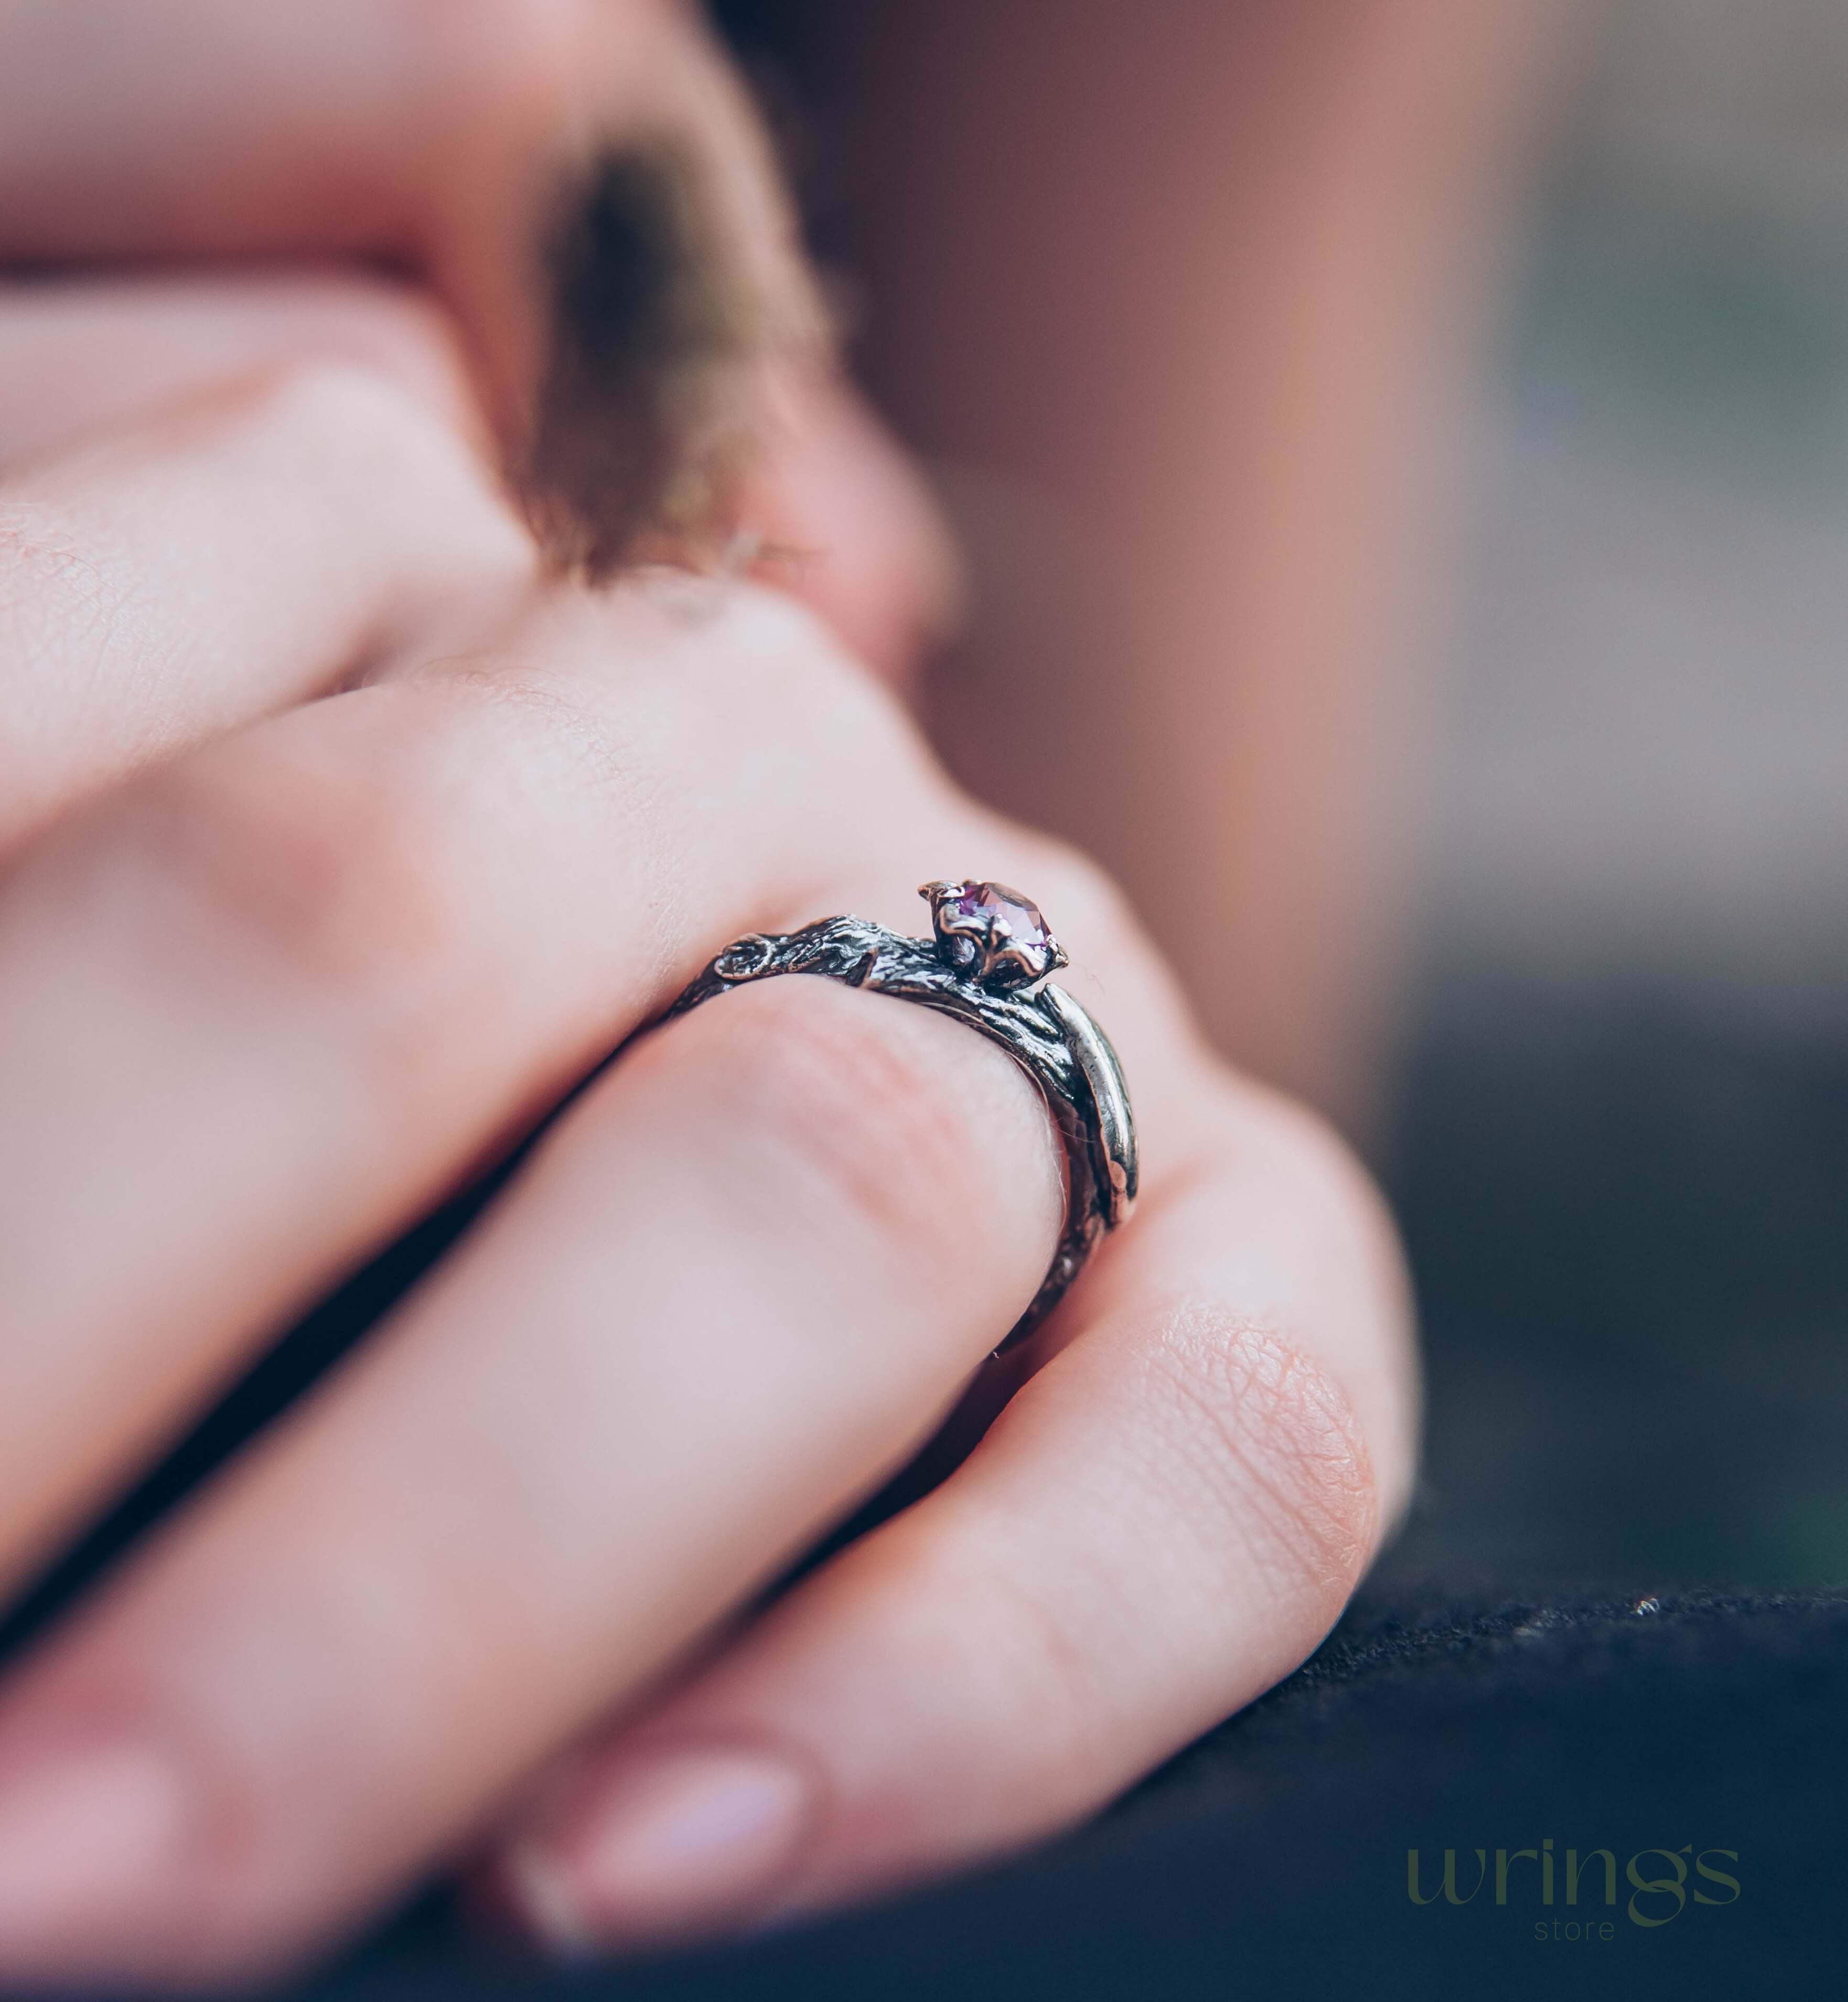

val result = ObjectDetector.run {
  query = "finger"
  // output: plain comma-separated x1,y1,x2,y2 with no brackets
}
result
0,583,937,1594
487,1085,1417,1947
732,365,965,686
0,269,487,472
0,0,756,435
0,2,802,562
0,966,1063,1985
0,2,956,666
0,331,533,845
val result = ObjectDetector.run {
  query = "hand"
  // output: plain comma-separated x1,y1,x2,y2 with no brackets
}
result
0,5,1417,1983
0,0,960,677
0,320,1413,1979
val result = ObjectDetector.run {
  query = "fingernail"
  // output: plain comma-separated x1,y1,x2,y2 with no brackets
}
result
508,1746,813,1950
0,1736,194,1969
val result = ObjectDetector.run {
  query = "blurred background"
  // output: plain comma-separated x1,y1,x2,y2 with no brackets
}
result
713,0,1848,1591
1394,0,1848,1587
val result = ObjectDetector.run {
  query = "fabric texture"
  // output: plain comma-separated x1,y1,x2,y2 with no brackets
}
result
302,1583,1844,2001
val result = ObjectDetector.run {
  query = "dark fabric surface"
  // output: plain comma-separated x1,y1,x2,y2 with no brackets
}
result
317,1585,1847,2000
14,1581,1837,2000
1388,968,1848,1586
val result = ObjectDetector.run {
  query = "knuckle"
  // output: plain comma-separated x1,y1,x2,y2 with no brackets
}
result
224,355,420,452
1211,1085,1421,1487
1146,1306,1380,1611
120,714,460,1008
648,572,905,719
227,359,512,542
648,577,907,756
222,272,497,452
428,576,936,840
452,575,879,740
382,0,585,117
283,274,464,382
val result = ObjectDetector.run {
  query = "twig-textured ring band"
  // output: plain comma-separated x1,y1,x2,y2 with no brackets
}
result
661,880,1138,1352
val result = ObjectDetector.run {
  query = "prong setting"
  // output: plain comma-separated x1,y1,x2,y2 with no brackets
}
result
919,880,1069,993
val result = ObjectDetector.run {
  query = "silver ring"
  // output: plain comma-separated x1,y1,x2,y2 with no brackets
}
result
661,880,1138,1352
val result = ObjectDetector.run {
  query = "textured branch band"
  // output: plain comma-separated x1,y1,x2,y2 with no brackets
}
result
660,891,1138,1352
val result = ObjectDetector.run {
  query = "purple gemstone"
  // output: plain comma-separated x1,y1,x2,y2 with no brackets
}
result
954,881,1049,950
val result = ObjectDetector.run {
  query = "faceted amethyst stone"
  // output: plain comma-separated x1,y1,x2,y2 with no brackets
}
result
954,881,1049,952
919,877,1065,990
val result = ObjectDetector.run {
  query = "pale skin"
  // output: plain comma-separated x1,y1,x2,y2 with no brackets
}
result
0,0,1472,1982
